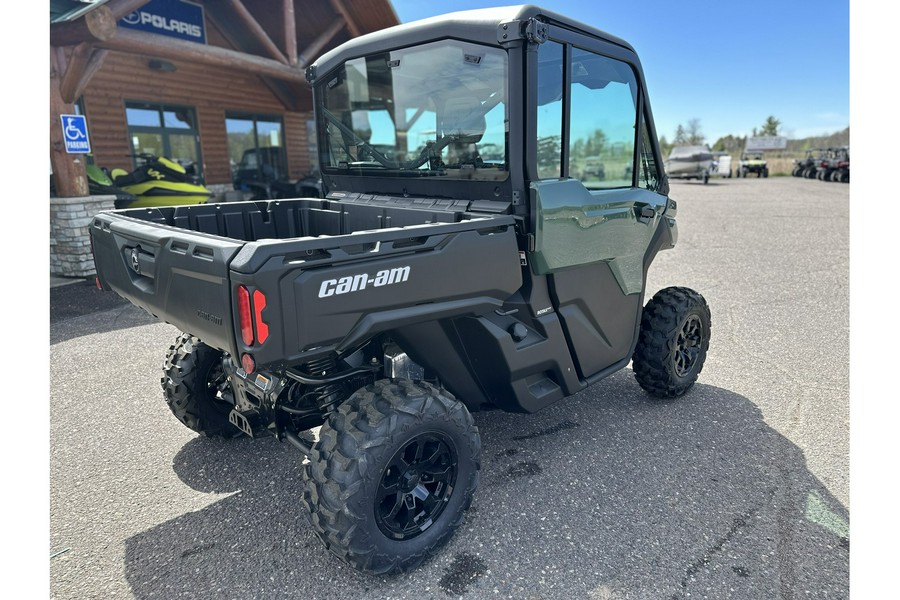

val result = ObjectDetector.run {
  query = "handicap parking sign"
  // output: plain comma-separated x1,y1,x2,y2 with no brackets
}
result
60,114,91,154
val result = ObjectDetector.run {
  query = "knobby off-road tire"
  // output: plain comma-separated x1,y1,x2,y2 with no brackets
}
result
632,287,711,398
161,333,236,437
301,379,481,575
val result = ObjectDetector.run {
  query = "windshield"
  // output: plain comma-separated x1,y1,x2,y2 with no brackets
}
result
317,40,508,181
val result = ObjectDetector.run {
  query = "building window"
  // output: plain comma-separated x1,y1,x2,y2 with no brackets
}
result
226,114,285,184
125,101,202,175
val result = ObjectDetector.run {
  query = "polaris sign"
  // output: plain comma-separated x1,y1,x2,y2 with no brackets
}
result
120,0,206,44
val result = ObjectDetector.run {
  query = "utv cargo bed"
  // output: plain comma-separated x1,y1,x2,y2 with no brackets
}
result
91,195,521,366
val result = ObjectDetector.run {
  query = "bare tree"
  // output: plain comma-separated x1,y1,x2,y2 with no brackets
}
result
674,120,705,145
686,118,705,145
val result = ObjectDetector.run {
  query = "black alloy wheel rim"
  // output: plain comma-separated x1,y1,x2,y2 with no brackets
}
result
674,314,703,377
375,431,458,540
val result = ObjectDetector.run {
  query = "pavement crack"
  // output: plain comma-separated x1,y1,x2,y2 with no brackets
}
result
673,508,757,599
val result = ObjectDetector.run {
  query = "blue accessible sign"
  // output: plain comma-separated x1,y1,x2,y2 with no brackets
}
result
60,114,91,154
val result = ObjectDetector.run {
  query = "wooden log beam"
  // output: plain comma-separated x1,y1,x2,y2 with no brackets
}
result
50,5,117,47
329,0,360,37
284,0,298,66
69,49,110,104
59,43,94,104
105,0,153,20
50,50,89,198
224,0,289,65
96,28,308,85
298,19,345,68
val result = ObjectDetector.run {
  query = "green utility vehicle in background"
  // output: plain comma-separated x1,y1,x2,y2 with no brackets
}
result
738,151,769,177
90,5,711,575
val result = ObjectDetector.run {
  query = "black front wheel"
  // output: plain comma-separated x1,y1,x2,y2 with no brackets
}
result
632,287,711,398
301,379,480,575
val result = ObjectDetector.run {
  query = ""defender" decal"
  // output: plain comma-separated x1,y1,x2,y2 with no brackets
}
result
318,266,411,298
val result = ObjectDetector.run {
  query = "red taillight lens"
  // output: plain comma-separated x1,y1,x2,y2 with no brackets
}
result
253,290,269,344
237,285,254,346
241,353,256,374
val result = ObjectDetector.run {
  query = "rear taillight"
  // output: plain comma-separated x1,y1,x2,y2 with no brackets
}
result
241,353,256,375
253,290,269,343
237,285,254,346
236,285,269,347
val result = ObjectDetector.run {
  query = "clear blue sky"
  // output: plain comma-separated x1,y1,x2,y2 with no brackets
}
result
390,0,850,144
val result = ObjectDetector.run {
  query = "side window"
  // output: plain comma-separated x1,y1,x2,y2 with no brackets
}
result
568,48,638,189
536,41,563,179
638,111,660,191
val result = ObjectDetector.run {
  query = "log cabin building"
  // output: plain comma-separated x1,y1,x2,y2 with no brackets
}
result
50,0,399,198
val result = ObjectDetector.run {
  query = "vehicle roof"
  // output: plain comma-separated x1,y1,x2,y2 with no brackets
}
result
311,4,636,80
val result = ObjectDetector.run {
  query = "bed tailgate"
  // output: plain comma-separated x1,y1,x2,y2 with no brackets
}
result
90,213,244,353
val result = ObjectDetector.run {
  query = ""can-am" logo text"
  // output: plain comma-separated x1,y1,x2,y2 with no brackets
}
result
318,266,411,298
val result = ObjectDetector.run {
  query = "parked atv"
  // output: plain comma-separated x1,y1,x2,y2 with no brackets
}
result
233,146,324,199
830,147,849,183
816,146,849,183
792,148,822,177
738,151,768,178
91,5,710,576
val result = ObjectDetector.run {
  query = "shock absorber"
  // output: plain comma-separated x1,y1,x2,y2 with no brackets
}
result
301,355,344,408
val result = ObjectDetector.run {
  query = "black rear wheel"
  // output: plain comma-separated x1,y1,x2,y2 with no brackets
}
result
632,287,711,398
161,333,236,437
301,379,480,575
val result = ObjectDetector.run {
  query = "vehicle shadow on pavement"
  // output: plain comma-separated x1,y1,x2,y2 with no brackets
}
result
122,372,848,600
50,280,157,345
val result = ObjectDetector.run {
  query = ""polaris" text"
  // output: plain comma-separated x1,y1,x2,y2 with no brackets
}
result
318,266,411,298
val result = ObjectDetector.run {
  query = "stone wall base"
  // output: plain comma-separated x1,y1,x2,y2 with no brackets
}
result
50,195,117,278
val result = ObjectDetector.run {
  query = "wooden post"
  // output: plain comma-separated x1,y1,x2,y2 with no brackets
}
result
50,49,89,198
59,43,94,104
284,0,298,65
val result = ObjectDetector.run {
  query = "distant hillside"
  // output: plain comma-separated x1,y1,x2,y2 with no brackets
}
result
710,127,850,156
785,127,850,153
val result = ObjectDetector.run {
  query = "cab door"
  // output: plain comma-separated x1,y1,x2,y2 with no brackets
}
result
527,33,669,379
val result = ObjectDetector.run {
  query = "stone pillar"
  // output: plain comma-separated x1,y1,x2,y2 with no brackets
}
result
50,195,116,278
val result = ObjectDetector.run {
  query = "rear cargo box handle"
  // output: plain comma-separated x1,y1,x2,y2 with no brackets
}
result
125,245,156,285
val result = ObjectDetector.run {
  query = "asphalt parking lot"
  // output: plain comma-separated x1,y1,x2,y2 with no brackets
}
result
49,177,849,599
